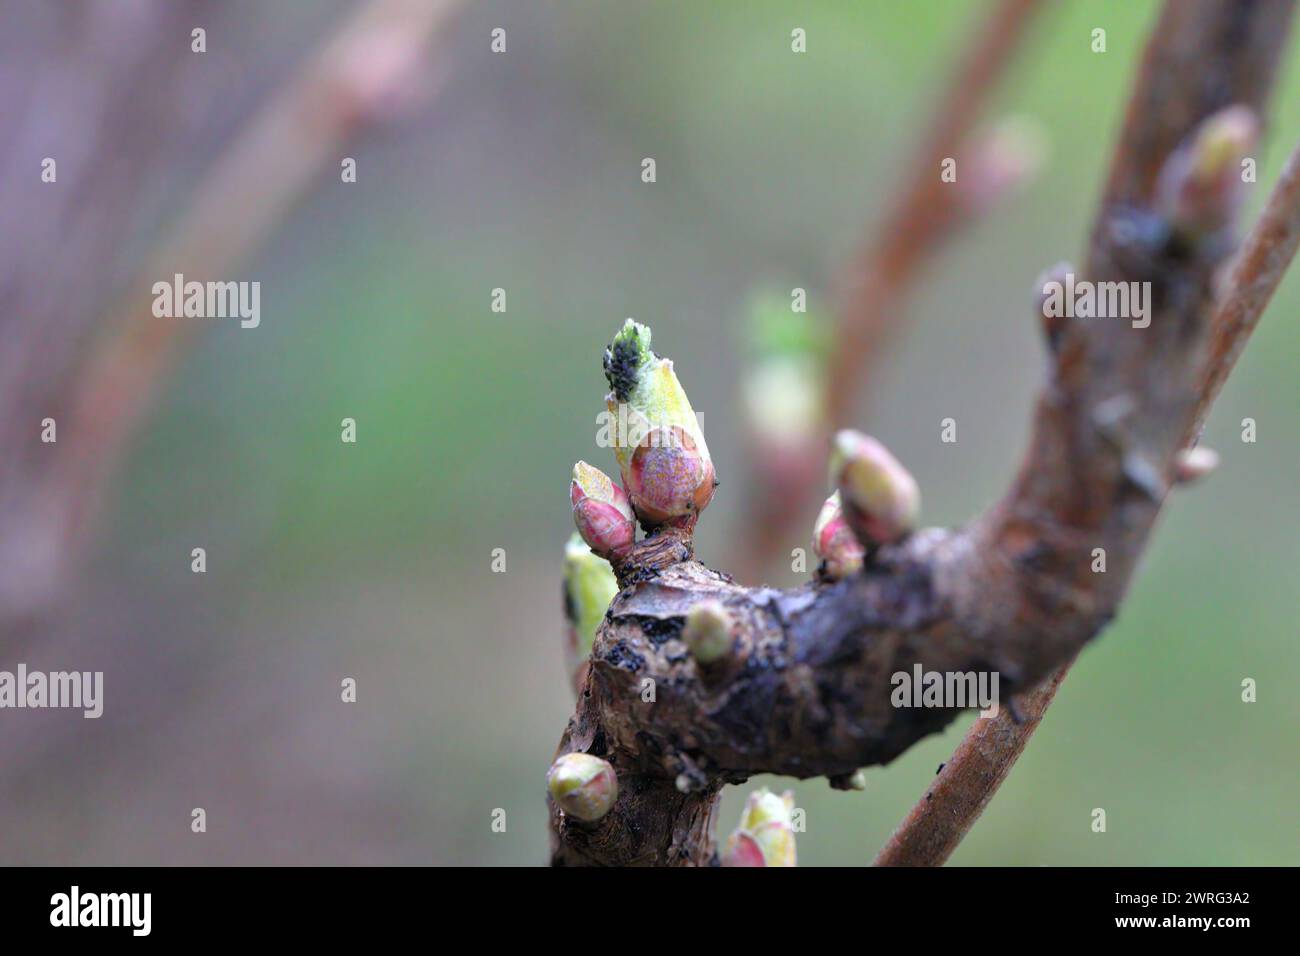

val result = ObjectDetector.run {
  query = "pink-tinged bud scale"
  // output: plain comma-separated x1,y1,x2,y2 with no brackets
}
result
721,831,766,867
626,427,714,525
721,788,797,867
570,461,635,558
812,491,865,580
602,320,715,527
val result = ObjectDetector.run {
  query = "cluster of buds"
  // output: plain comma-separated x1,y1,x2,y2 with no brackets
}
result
603,320,715,527
562,322,719,696
570,461,635,559
547,752,619,823
1155,104,1259,239
811,491,865,580
828,429,920,552
721,788,797,867
563,534,618,693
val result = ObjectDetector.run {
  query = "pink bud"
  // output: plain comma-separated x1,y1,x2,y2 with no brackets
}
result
812,492,865,580
571,461,635,558
625,427,716,526
721,831,766,867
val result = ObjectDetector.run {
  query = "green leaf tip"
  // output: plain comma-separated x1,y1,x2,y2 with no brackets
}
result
603,319,654,403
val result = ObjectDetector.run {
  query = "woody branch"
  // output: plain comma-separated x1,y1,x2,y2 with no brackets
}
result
876,0,1297,867
547,0,1294,867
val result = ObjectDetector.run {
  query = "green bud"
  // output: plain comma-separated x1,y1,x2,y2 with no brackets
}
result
603,320,715,526
829,430,920,547
547,752,618,822
563,534,618,692
682,600,733,665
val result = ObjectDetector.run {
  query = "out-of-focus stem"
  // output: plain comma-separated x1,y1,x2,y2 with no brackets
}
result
826,0,1045,425
45,0,464,578
873,662,1069,866
732,0,1044,583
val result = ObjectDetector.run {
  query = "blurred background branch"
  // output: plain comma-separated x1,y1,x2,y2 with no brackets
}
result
732,0,1045,583
882,126,1300,868
0,0,463,642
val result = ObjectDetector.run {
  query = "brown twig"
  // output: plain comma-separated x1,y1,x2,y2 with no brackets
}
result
0,0,211,633
871,0,1298,868
0,0,463,635
735,0,1044,581
550,0,1295,867
873,660,1070,866
1192,143,1300,436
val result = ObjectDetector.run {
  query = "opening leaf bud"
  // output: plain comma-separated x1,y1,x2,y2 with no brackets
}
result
829,430,920,548
547,752,618,823
563,534,618,692
603,320,715,526
571,461,635,557
721,788,797,867
812,491,865,580
1156,105,1259,237
682,600,734,665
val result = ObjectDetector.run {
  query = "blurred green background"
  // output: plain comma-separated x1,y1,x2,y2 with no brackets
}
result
9,0,1296,865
